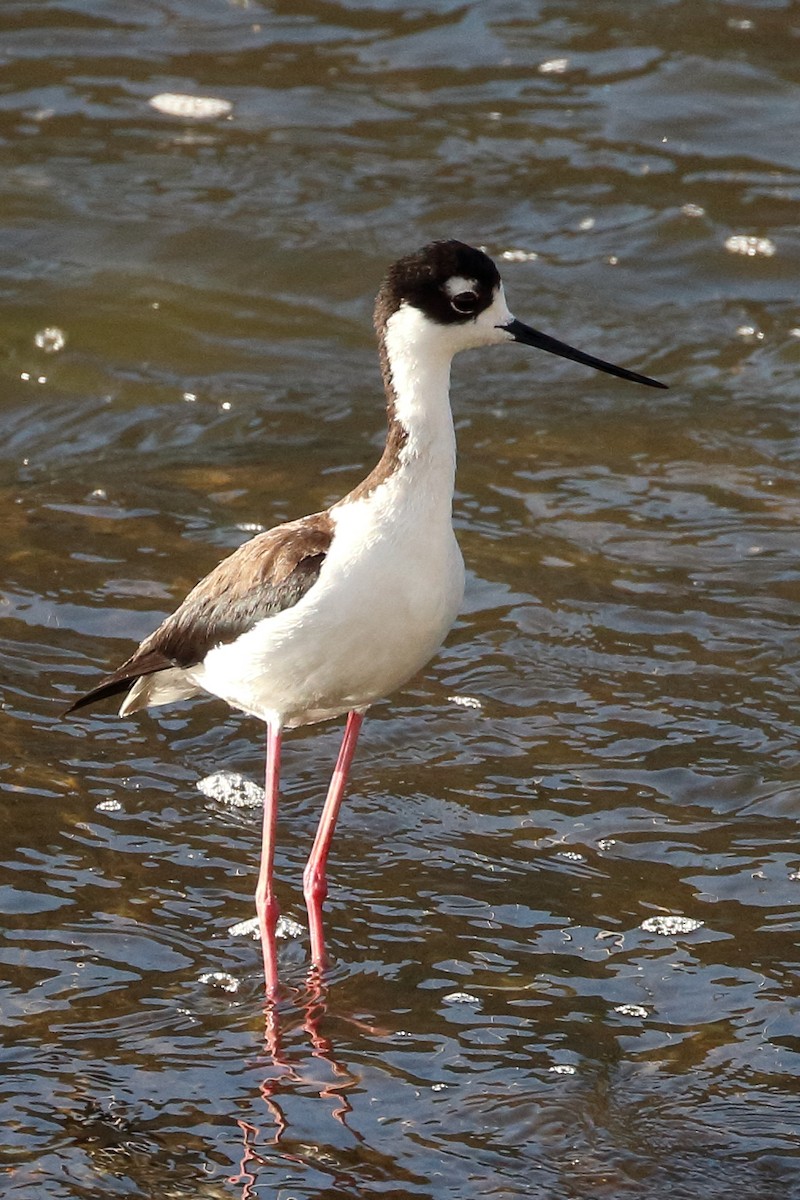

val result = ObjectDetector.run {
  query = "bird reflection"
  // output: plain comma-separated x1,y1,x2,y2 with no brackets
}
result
228,972,373,1199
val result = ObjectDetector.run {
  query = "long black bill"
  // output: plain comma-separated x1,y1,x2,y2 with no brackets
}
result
502,318,667,389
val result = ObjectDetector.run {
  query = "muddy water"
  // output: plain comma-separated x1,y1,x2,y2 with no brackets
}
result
2,1,800,1196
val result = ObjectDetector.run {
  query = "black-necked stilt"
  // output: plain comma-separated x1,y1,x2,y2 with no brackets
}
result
66,240,665,994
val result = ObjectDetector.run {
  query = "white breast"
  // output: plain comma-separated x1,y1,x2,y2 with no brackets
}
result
191,463,464,727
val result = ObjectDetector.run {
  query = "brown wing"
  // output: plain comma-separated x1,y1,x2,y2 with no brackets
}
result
65,513,333,714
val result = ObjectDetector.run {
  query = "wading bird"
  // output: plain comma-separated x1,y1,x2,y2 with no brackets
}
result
66,240,665,994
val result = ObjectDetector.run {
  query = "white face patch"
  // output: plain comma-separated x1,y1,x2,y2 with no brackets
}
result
443,275,478,299
388,284,514,362
472,284,514,346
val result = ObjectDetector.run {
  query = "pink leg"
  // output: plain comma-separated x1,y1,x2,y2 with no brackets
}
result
303,709,365,969
255,722,282,998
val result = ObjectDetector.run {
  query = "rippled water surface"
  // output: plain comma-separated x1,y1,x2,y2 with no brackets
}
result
3,1,800,1196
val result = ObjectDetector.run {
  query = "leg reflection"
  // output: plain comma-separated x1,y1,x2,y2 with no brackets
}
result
299,968,362,1137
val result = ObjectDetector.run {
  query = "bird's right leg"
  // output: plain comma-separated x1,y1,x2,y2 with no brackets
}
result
256,721,282,998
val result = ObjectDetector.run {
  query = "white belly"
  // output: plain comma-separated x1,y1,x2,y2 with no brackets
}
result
191,483,465,727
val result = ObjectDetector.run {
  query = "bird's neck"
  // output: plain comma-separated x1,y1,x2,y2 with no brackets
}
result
375,305,457,488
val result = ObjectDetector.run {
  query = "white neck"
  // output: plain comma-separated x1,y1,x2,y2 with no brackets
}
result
381,304,458,485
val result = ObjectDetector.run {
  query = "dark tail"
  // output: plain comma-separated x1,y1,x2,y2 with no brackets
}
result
64,650,173,715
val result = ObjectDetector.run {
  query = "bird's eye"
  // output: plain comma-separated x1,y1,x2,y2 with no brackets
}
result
450,290,479,315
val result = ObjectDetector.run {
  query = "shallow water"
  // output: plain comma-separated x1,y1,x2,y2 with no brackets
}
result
2,1,800,1196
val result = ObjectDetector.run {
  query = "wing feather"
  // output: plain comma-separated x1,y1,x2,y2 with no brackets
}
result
64,513,333,715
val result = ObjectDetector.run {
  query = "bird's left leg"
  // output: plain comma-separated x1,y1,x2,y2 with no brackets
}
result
303,709,365,969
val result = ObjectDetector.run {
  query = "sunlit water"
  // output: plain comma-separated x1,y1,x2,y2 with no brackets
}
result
2,1,800,1196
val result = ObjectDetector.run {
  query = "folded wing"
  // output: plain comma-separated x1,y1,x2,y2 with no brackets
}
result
65,513,333,715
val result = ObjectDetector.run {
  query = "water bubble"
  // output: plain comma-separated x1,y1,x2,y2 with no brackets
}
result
500,249,539,262
197,771,263,808
614,1004,649,1018
640,915,704,935
149,93,233,120
538,58,569,74
229,916,260,939
34,326,66,353
199,971,240,994
228,915,304,941
724,234,776,258
276,915,304,940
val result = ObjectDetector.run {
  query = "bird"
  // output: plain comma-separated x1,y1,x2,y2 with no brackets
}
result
66,239,666,995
